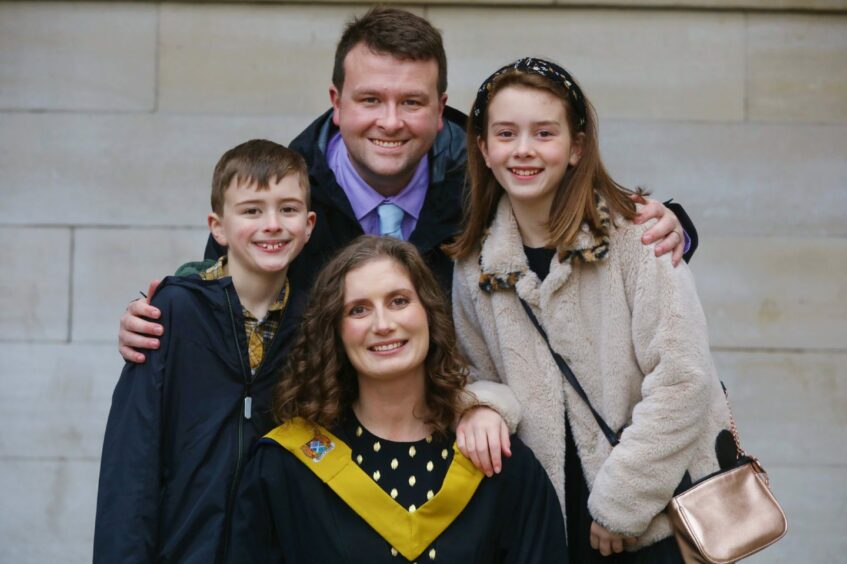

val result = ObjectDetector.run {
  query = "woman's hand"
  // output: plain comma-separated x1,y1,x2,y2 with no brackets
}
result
630,194,686,266
456,406,511,477
590,520,638,556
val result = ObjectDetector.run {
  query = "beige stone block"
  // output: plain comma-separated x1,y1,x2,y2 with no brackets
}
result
0,2,156,112
746,533,847,564
748,14,847,123
0,459,97,564
739,465,846,562
159,4,388,114
553,0,847,8
0,112,314,226
0,227,70,341
430,8,745,121
71,227,209,341
691,237,847,351
0,343,120,459
714,351,847,466
599,121,847,237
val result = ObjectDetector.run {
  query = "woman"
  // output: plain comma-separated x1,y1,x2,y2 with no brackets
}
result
226,236,567,563
448,58,733,562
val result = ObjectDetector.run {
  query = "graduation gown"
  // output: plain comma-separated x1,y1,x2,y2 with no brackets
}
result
226,418,567,563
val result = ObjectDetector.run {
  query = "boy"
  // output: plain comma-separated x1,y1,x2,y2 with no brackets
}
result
93,139,315,564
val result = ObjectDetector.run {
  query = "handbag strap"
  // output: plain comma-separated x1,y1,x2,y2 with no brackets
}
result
721,385,747,460
519,298,620,447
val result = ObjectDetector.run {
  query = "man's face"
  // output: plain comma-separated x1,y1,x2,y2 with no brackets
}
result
330,43,447,197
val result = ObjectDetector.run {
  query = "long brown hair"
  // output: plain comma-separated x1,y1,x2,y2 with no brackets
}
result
273,236,468,436
445,69,639,259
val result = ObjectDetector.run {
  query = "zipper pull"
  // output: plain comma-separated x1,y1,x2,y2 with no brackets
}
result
244,396,252,420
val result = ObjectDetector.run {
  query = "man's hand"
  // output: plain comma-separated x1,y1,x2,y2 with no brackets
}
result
118,279,163,363
590,520,638,556
456,406,511,477
630,194,686,266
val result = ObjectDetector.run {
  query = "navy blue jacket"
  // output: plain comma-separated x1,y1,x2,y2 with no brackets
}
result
94,275,305,564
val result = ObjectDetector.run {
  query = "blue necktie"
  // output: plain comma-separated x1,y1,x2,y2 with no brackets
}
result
377,203,405,239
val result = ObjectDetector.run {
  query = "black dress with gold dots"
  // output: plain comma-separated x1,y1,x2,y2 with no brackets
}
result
347,415,453,515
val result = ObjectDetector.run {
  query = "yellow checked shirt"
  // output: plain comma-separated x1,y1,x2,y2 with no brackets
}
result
199,257,290,372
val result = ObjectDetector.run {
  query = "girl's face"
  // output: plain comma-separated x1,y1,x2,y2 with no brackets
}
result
478,85,582,213
339,257,430,388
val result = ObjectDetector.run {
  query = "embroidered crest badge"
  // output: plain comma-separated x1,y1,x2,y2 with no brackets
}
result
301,433,335,463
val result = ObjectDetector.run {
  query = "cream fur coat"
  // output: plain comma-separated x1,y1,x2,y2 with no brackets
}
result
453,196,731,547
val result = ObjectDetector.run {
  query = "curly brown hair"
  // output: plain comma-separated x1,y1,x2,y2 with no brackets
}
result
273,236,468,436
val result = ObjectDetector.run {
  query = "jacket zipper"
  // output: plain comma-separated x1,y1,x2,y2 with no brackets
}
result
221,286,284,559
222,287,249,559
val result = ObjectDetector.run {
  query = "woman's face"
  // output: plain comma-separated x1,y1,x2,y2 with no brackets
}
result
340,257,430,387
478,85,581,213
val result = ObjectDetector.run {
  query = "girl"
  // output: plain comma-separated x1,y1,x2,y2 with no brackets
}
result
227,236,567,563
448,58,732,562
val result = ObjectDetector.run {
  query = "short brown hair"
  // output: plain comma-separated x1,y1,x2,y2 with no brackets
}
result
445,69,639,259
274,236,468,436
332,7,448,95
210,139,309,215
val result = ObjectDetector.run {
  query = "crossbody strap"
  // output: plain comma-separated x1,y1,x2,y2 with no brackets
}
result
519,298,620,447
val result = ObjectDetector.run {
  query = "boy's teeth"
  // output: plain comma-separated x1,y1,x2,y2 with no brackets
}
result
371,342,403,352
258,242,284,250
373,139,403,148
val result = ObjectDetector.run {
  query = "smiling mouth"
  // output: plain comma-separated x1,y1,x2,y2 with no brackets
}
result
510,168,543,177
369,341,406,352
371,139,406,148
255,241,288,251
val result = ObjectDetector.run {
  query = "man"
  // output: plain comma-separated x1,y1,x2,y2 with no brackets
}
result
118,7,693,362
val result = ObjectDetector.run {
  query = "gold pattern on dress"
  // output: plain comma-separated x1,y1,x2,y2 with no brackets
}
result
426,460,434,472
390,547,398,557
429,548,437,560
373,441,381,452
390,488,398,499
441,448,448,460
425,435,433,443
356,426,363,437
409,475,416,486
427,490,434,500
409,504,417,513
408,445,416,457
373,470,381,481
390,458,399,470
356,454,363,464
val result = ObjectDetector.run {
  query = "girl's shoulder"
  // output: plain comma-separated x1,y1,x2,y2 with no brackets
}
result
607,214,660,261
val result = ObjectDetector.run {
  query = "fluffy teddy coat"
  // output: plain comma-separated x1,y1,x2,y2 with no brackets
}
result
453,195,731,547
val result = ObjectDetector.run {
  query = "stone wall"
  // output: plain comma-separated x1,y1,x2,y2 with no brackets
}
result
1,1,844,562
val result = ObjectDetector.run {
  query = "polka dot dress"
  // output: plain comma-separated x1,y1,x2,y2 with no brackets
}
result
347,416,454,515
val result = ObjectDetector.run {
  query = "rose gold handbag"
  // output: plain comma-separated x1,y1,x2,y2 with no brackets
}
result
667,394,787,563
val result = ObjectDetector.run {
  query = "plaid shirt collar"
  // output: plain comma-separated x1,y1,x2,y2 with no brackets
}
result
199,256,290,372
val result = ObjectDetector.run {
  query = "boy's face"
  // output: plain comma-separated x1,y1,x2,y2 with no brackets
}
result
329,43,447,198
208,174,315,280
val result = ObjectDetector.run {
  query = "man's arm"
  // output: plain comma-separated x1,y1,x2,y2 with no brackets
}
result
118,233,222,363
631,195,697,266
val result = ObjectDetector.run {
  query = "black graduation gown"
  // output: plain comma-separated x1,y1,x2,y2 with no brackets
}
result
226,419,567,563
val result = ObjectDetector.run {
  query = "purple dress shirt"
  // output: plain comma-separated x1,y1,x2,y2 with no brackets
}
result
326,132,429,241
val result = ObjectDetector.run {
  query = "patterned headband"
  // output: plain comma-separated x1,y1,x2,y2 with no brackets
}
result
471,57,587,135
